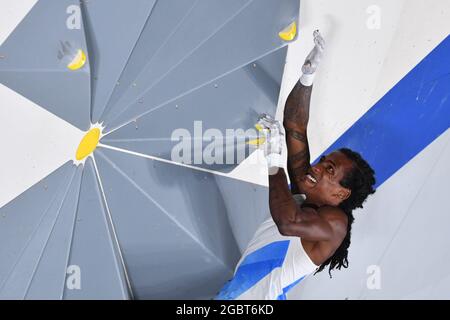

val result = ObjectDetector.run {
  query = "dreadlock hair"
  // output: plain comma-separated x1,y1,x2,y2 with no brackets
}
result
314,148,376,278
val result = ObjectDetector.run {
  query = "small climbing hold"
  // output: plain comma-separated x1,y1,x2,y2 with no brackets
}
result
278,21,297,41
67,49,87,71
247,122,267,146
247,137,266,146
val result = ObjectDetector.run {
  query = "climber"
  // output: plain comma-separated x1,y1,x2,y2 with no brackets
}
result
216,30,376,300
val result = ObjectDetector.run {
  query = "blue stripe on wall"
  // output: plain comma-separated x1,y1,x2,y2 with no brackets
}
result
215,240,290,300
319,35,450,189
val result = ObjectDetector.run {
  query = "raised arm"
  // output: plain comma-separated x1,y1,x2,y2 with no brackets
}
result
283,83,312,194
283,30,324,193
255,31,336,240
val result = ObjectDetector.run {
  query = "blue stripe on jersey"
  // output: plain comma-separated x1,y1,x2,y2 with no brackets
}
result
215,240,290,300
277,275,306,300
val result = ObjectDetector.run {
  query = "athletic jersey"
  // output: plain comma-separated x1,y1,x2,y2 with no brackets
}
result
216,195,319,300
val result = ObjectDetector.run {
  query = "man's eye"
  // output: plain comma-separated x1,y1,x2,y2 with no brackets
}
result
327,166,334,174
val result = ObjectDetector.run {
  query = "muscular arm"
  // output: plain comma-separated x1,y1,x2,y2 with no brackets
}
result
268,31,333,240
283,30,324,193
269,169,346,241
283,81,313,193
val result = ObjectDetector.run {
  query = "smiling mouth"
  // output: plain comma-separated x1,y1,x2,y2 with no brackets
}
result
305,173,318,184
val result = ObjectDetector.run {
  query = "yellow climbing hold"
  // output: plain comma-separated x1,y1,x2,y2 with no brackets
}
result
254,123,264,132
76,128,100,160
67,49,86,71
247,123,266,146
278,21,297,41
247,137,266,146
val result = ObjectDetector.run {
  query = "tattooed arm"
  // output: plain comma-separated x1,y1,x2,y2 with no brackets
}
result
283,30,324,193
268,31,338,240
283,82,313,194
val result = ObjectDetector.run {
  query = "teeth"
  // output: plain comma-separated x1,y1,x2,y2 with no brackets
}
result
306,174,317,184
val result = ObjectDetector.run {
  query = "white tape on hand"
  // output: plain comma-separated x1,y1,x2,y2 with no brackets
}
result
300,73,315,86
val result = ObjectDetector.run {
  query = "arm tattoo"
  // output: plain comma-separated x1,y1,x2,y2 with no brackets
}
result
286,129,307,144
283,82,312,127
286,140,310,193
291,164,310,179
288,150,310,175
283,80,313,193
288,149,308,163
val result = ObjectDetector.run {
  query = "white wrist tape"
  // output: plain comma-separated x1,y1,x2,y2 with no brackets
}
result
266,153,282,169
300,73,315,86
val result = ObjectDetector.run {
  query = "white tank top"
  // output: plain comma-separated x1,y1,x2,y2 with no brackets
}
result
216,195,319,300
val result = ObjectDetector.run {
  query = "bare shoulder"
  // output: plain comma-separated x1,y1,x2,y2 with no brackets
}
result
317,206,348,236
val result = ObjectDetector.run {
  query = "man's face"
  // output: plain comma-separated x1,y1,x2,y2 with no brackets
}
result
298,151,353,207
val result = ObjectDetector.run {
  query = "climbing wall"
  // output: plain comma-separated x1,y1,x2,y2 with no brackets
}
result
0,0,299,299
